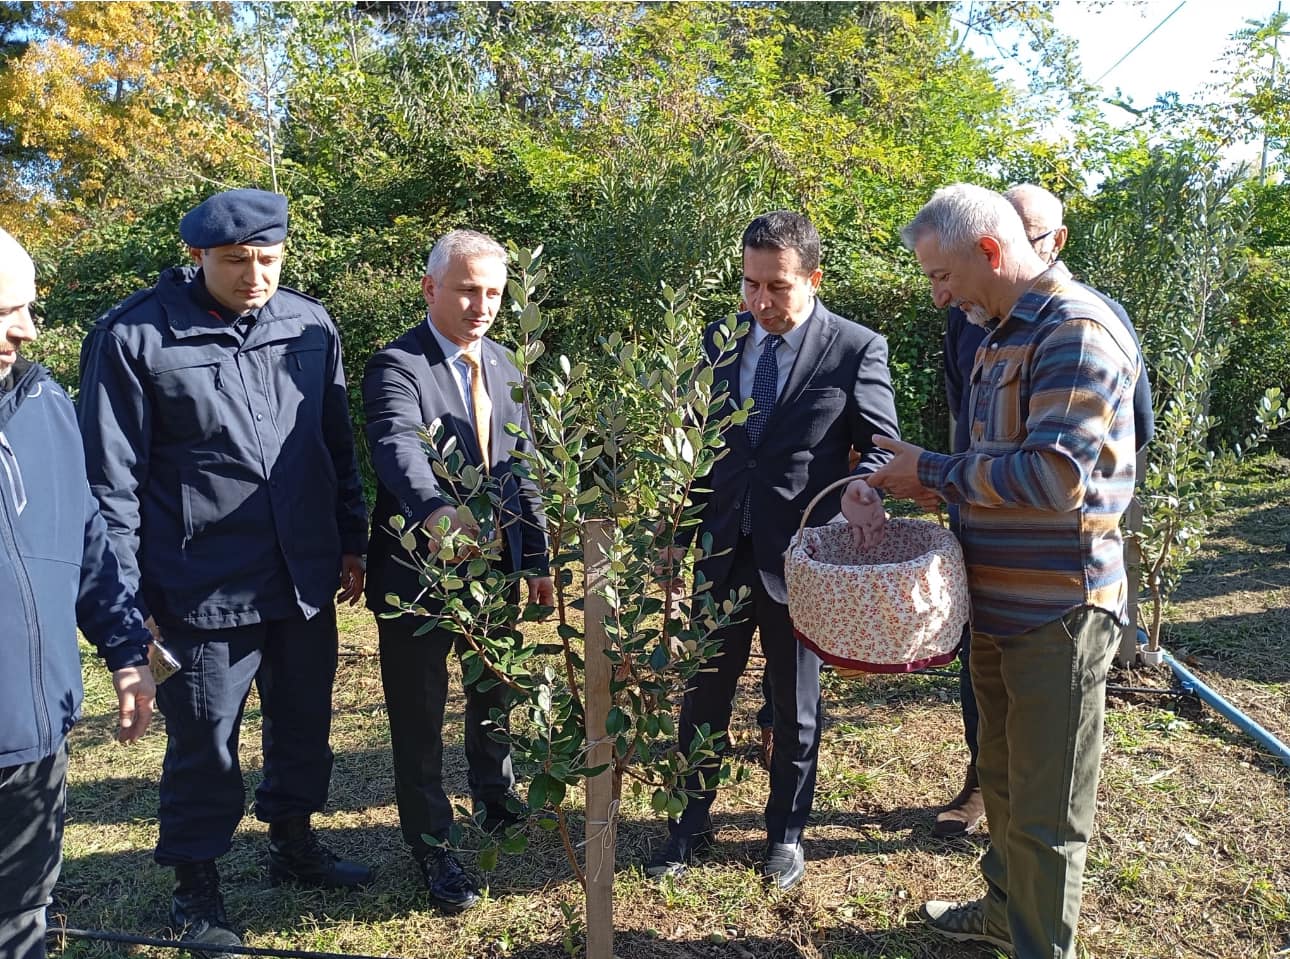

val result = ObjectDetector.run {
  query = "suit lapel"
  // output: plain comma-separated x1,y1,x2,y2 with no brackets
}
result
776,301,836,410
721,312,754,420
415,323,483,464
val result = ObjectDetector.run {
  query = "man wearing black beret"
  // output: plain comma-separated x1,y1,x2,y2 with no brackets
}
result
77,188,372,954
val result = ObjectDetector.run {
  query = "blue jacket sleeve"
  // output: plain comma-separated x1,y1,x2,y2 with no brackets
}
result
944,308,966,415
362,348,453,525
322,324,369,555
1096,292,1154,454
77,326,152,621
512,397,551,576
848,330,900,476
76,481,151,671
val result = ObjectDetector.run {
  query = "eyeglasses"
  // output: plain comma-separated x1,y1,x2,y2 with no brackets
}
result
1027,229,1056,246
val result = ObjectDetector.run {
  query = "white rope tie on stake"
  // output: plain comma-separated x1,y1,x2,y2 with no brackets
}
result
578,797,622,883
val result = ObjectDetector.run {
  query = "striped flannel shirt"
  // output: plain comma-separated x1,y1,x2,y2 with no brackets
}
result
916,263,1141,636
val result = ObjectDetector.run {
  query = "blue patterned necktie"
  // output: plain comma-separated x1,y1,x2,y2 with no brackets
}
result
742,333,782,534
746,333,782,448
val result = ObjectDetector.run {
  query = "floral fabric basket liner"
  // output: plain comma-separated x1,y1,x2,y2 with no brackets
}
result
784,476,969,674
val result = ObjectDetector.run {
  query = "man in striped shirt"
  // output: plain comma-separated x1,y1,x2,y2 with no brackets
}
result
859,183,1140,959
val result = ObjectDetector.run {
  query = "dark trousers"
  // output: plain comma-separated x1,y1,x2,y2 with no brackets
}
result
756,672,774,730
673,535,823,845
959,624,980,766
0,739,68,959
153,609,339,866
948,504,980,767
377,614,515,858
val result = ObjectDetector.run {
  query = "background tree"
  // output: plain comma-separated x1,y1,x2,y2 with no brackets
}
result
0,2,259,238
1070,148,1290,651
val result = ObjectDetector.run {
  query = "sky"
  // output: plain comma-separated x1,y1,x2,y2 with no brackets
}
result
1056,0,1276,107
962,0,1281,118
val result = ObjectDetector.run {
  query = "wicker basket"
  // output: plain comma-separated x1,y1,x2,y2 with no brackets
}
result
784,476,969,674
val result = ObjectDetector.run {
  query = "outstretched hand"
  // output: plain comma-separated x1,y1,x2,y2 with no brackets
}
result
865,434,935,502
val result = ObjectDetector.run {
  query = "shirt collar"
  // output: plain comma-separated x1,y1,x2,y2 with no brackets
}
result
190,271,262,325
425,314,482,365
750,301,814,352
1005,262,1071,327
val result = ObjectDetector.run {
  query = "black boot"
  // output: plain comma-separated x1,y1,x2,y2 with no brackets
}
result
268,815,373,888
171,861,242,959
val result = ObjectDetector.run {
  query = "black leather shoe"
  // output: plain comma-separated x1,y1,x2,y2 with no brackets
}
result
644,827,715,879
417,849,481,913
268,815,374,888
762,841,805,891
171,861,242,959
475,787,527,832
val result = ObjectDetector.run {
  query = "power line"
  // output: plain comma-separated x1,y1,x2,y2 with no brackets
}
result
1094,1,1188,85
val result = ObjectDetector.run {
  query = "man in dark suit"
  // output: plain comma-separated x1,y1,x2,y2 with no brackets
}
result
646,211,900,890
362,229,553,913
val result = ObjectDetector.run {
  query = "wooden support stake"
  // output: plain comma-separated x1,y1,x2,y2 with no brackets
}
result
582,519,615,959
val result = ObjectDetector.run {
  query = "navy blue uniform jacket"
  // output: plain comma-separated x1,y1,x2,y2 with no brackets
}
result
362,323,550,615
77,267,368,629
686,302,901,602
1,360,150,768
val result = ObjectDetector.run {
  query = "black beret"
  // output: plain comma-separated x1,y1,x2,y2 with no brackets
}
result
179,188,288,248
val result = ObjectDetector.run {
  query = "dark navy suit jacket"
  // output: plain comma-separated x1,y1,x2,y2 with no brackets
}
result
362,322,549,615
686,301,901,603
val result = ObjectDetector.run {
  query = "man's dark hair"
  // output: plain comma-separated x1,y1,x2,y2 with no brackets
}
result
741,211,821,273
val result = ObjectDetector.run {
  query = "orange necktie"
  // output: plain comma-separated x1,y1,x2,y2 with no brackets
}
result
460,350,491,469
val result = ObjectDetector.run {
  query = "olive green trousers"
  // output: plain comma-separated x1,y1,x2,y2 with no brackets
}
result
971,606,1119,959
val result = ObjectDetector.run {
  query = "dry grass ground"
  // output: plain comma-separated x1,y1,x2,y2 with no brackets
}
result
51,456,1290,959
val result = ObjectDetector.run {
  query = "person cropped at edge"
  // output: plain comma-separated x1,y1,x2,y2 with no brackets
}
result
0,227,155,959
645,210,900,892
864,183,1141,958
362,229,553,913
76,189,371,955
932,183,1155,839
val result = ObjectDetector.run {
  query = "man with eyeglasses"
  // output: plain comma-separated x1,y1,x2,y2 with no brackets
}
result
932,183,1154,839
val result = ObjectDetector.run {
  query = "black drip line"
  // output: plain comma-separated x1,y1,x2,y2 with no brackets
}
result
48,925,408,959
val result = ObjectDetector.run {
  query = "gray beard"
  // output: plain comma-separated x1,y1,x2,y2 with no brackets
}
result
962,304,992,327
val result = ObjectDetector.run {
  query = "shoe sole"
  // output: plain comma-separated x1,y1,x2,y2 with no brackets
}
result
644,835,716,880
926,927,1013,952
428,893,481,914
931,816,985,838
764,864,805,891
644,862,688,880
920,909,1012,952
175,931,243,959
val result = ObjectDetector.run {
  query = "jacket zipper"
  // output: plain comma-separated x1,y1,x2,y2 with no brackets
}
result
0,443,51,754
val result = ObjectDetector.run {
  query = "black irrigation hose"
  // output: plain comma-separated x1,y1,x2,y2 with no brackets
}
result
913,666,1198,702
1107,684,1192,697
909,668,961,679
49,926,407,959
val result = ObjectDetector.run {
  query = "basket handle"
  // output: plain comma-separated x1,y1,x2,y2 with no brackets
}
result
795,474,869,540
